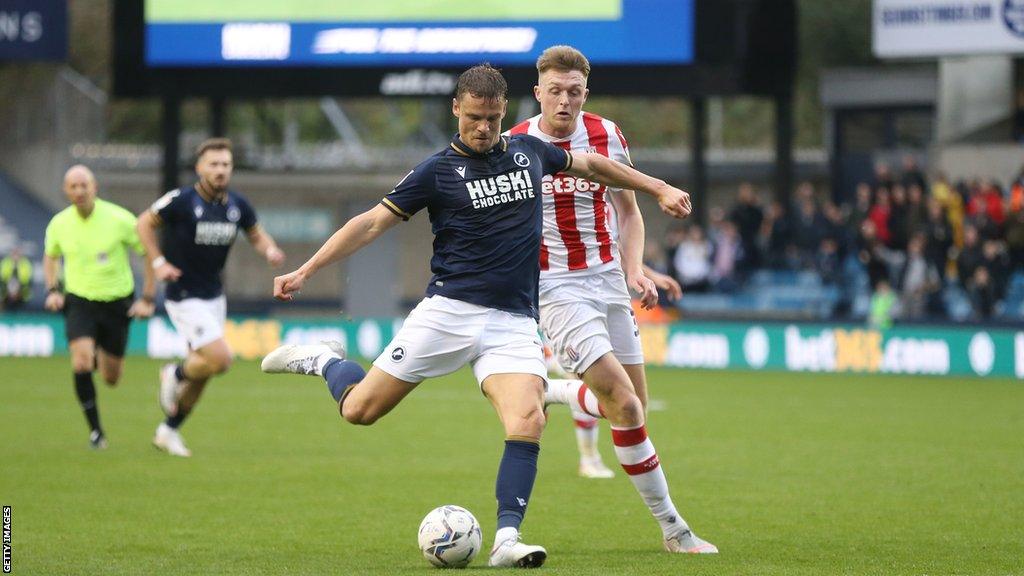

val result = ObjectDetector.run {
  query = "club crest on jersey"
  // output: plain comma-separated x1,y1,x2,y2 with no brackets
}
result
227,205,241,222
513,152,531,167
465,169,536,209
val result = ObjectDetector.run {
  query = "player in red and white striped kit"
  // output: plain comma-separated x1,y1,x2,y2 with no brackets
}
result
507,46,717,554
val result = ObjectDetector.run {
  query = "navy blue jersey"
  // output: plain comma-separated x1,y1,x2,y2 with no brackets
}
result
151,185,258,301
381,134,572,318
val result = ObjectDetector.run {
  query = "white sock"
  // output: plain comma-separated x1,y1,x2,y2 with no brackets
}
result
611,424,689,537
314,350,340,377
493,526,518,548
573,411,600,459
546,379,603,418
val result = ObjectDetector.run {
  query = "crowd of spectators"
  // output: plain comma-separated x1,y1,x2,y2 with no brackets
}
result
656,156,1024,322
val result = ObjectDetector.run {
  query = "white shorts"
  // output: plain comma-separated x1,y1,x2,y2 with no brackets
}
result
373,295,546,386
539,267,643,375
164,295,227,350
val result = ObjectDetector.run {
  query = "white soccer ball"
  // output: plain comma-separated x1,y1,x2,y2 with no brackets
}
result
417,505,483,569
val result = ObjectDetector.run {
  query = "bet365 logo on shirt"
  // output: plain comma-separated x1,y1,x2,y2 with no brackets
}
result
465,170,536,209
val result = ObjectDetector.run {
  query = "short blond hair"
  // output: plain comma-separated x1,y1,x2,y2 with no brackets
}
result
536,45,590,78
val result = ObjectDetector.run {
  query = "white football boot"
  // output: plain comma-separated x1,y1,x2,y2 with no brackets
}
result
158,363,183,417
153,423,192,458
260,342,346,375
578,456,615,479
488,538,547,568
663,529,719,554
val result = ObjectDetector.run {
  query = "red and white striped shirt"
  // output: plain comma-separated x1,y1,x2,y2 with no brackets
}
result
506,112,631,278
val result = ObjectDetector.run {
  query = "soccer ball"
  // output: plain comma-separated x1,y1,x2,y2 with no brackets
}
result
417,505,483,568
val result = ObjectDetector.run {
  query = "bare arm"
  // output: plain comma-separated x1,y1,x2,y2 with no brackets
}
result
136,210,182,282
565,151,691,218
245,224,285,267
273,204,403,301
608,190,657,309
43,254,64,311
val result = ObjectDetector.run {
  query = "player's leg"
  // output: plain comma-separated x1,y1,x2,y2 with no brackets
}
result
474,312,549,568
261,341,417,424
68,336,105,449
263,295,476,425
64,295,105,449
480,373,548,568
94,296,133,387
154,297,227,456
622,363,648,410
538,286,616,478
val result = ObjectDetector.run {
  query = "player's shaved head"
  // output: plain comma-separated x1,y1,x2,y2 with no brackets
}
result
63,164,96,187
536,45,590,78
62,164,98,213
455,64,507,102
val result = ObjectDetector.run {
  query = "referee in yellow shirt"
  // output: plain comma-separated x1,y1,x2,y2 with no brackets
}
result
43,165,156,449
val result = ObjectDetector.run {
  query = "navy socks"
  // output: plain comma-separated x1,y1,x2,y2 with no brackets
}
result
495,439,541,531
323,358,366,403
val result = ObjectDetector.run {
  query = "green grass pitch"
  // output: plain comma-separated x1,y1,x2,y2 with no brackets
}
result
145,0,621,23
2,357,1022,575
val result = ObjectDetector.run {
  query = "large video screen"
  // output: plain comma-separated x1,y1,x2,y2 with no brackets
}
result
144,0,694,68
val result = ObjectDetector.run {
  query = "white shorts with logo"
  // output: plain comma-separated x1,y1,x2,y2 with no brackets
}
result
373,295,547,386
539,266,643,375
164,295,227,350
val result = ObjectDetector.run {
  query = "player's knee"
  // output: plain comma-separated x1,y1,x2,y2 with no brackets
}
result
101,370,121,386
210,354,232,374
341,399,380,426
614,393,645,426
506,404,546,438
71,356,94,373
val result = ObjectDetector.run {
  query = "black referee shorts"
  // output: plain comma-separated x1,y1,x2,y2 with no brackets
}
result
63,293,133,357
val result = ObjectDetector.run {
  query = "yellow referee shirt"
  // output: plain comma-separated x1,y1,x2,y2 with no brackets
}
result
44,198,144,302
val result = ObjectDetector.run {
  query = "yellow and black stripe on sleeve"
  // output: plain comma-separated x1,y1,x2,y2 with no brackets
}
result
381,198,412,221
562,149,574,173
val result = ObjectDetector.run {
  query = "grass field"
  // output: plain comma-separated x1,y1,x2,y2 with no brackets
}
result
1,357,1022,575
145,0,621,23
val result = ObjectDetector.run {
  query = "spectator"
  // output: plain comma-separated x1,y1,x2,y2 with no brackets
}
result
966,179,1005,227
966,266,998,319
858,219,896,289
672,225,712,293
821,201,850,257
710,220,743,292
873,161,895,192
932,173,965,246
868,187,893,246
868,279,897,329
897,234,941,319
905,183,929,240
0,246,34,310
1005,205,1024,268
848,182,874,236
760,200,797,269
816,238,841,285
956,225,985,284
792,196,824,267
922,197,953,277
888,184,910,250
981,240,1011,299
729,182,764,271
900,155,928,191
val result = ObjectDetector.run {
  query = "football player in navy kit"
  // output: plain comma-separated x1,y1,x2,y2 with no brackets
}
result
137,138,285,457
260,65,690,568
